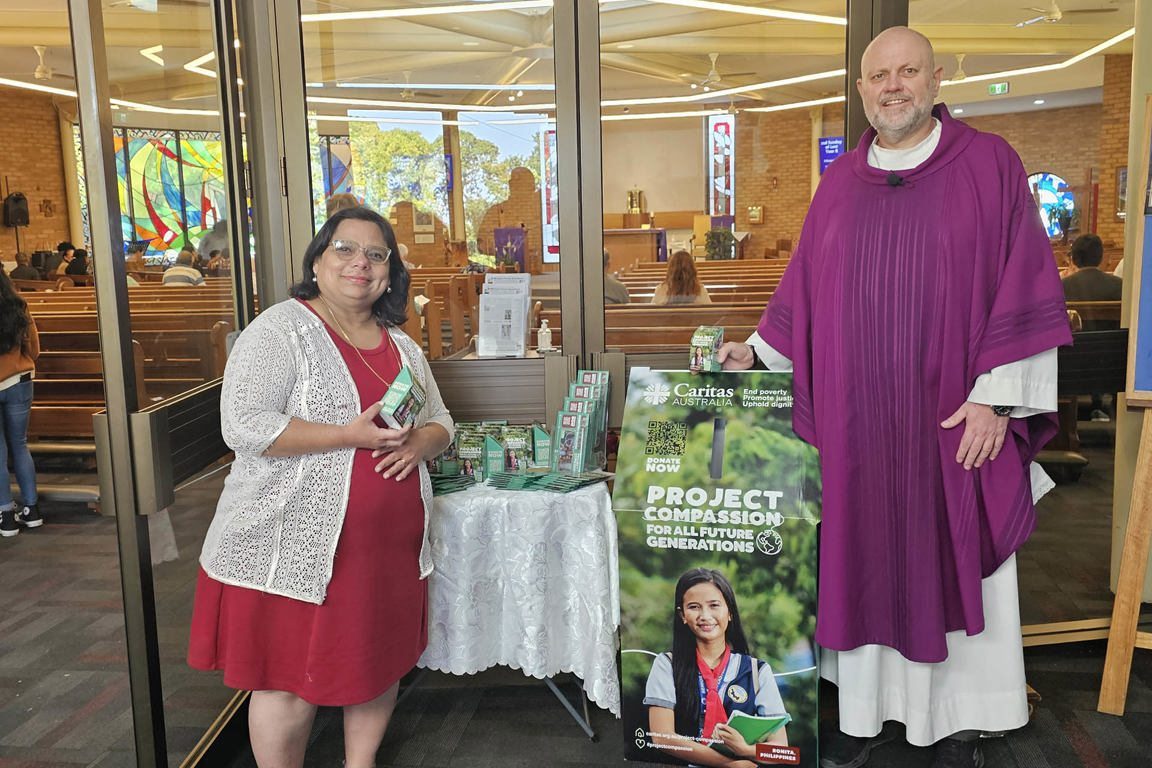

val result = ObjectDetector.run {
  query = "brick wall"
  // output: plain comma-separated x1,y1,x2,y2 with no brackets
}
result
958,55,1131,249
960,104,1101,234
390,200,451,267
734,108,815,258
1098,54,1132,247
477,167,544,273
0,84,71,258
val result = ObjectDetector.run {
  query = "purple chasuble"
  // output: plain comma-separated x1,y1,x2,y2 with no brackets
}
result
758,105,1072,663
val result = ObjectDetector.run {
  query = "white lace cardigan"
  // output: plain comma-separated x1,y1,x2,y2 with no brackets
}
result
199,299,455,605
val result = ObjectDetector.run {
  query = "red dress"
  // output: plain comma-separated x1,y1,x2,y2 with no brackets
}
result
187,304,427,706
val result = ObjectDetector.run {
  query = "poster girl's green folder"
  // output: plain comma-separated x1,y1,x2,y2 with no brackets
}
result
711,712,793,757
613,367,820,767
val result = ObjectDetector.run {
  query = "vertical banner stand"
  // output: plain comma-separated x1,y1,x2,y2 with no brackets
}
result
1098,94,1152,716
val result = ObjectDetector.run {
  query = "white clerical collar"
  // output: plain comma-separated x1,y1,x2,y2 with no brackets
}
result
868,117,942,172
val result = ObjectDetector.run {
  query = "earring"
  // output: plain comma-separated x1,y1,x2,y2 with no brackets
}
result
311,276,317,282
385,286,392,293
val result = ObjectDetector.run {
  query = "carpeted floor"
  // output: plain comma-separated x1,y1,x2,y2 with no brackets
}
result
217,639,1152,768
4,422,1151,768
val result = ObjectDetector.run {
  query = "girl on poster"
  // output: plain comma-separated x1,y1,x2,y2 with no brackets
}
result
644,568,789,767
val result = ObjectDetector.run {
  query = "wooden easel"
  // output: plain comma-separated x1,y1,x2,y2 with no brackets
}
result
1098,94,1152,716
1098,410,1152,714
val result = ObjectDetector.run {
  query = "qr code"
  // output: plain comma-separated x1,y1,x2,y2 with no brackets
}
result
645,421,687,456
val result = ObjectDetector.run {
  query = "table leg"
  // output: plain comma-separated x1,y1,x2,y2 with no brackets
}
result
543,677,597,741
395,667,430,709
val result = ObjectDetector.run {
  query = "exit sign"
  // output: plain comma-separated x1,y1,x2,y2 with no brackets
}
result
988,82,1010,95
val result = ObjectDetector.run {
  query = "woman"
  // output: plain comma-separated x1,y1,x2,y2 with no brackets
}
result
651,250,712,305
645,568,789,767
188,206,454,768
0,272,40,537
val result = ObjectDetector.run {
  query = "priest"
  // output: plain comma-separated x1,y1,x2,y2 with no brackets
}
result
719,26,1071,768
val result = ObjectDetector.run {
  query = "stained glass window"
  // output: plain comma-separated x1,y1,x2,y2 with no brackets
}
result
707,114,735,217
74,127,228,262
1027,171,1075,239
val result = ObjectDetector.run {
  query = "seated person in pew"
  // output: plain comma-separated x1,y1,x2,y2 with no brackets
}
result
9,253,41,282
1061,233,1122,422
162,249,207,287
65,248,89,277
44,242,72,276
651,250,711,306
197,219,230,264
326,192,360,218
0,271,41,537
1061,234,1121,325
604,249,630,304
124,243,145,285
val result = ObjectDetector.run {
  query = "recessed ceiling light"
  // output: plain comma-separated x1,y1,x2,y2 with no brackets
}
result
618,43,634,49
1033,99,1045,105
954,107,964,114
690,83,698,89
462,41,480,46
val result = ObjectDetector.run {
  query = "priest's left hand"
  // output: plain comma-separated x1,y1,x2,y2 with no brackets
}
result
941,402,1009,470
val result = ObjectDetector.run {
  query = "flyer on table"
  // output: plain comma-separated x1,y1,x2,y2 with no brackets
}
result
613,367,821,766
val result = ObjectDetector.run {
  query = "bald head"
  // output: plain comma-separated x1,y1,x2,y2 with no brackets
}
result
863,26,935,70
857,26,943,149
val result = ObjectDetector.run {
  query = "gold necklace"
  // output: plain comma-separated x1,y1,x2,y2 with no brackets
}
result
316,294,395,390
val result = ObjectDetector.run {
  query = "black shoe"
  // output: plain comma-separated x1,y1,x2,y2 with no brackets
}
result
0,508,17,537
16,504,42,528
819,730,896,768
930,737,985,768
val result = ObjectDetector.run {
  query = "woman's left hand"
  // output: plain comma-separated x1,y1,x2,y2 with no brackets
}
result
711,724,756,759
372,424,422,481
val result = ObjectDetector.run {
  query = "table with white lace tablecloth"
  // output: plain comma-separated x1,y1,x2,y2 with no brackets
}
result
417,481,621,716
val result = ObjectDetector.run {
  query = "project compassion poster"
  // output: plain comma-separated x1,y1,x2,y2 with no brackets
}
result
613,367,820,766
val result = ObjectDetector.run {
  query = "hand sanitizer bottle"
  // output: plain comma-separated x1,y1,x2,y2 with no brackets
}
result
538,318,553,351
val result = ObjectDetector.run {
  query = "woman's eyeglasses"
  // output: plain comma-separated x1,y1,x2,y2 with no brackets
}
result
329,239,391,265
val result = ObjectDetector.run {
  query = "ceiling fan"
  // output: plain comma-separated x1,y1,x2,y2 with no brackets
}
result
398,71,442,101
950,53,967,82
1014,1,1118,28
697,53,755,91
32,46,73,81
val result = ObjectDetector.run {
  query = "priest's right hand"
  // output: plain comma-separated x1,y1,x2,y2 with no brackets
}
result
717,341,755,371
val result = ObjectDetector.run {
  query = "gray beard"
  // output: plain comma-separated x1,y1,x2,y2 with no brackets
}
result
867,103,933,146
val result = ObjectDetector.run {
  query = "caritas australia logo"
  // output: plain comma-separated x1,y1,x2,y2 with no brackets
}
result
642,382,671,405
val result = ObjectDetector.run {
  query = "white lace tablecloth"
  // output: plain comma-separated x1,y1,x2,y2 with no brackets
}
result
417,482,621,715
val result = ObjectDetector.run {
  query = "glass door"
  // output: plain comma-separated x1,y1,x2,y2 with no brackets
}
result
67,0,250,764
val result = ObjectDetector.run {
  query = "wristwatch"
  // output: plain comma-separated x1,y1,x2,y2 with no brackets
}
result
991,405,1013,417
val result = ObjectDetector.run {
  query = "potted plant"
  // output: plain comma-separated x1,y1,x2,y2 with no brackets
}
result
704,227,736,260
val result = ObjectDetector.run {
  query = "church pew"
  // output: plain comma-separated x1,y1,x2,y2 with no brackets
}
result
1066,300,1121,329
34,311,232,333
13,277,72,292
27,341,148,449
534,303,769,350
